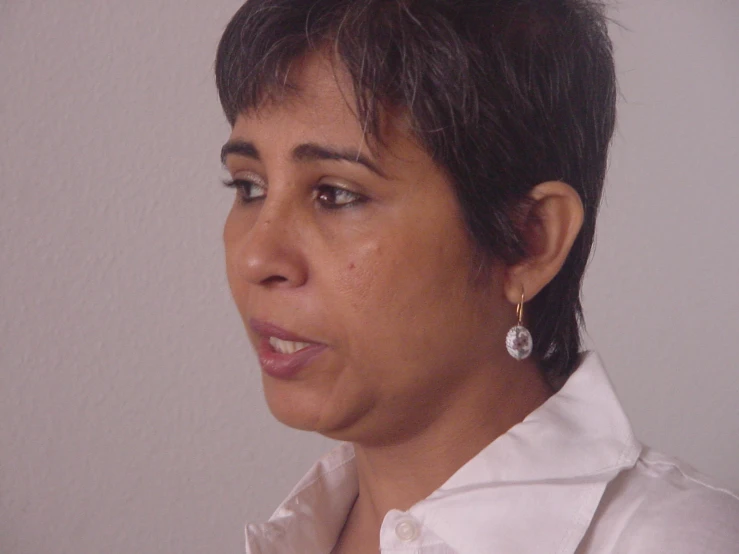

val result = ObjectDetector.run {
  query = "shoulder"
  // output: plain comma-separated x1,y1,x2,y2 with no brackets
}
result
594,447,739,553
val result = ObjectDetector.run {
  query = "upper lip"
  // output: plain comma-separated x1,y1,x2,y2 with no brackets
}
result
249,318,322,344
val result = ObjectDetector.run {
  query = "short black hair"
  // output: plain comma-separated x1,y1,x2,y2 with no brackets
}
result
215,0,617,382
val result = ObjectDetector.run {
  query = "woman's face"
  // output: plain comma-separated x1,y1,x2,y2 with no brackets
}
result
223,53,512,444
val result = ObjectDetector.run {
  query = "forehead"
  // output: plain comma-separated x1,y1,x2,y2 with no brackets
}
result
231,52,359,131
227,52,419,168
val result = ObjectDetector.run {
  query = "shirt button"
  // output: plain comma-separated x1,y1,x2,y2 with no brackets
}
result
395,518,420,542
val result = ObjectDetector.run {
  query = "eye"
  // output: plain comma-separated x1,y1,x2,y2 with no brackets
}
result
314,184,365,209
222,174,267,205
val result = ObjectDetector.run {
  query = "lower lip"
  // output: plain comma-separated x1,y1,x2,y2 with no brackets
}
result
256,338,327,379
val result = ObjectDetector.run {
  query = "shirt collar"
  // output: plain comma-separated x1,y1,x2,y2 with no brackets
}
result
437,351,641,488
246,351,642,554
245,444,358,554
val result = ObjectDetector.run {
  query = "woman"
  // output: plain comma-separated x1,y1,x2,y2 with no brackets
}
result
215,1,739,552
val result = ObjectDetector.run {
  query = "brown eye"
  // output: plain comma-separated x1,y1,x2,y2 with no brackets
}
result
315,184,364,209
222,174,267,204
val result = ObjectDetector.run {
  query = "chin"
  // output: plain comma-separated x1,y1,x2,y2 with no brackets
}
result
261,377,337,433
263,385,321,431
262,377,370,439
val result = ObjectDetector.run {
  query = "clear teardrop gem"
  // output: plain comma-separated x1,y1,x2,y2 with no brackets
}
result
506,325,533,360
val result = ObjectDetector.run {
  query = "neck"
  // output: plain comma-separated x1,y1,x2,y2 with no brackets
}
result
348,357,553,531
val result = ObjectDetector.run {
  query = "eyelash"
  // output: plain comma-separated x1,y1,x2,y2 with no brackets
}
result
222,179,366,210
221,178,265,205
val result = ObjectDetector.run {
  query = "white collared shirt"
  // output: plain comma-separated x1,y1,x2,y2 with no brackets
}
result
245,352,739,553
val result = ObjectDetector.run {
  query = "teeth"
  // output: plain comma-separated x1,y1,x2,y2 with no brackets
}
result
268,336,312,355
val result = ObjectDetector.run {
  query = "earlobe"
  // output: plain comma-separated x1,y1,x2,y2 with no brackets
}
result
504,181,584,305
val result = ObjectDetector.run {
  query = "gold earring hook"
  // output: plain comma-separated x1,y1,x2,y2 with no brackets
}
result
516,289,525,325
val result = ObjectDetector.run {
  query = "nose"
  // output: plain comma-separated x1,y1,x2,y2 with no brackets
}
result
226,200,309,289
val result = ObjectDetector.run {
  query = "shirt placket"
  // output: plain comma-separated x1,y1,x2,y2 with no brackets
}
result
380,510,458,553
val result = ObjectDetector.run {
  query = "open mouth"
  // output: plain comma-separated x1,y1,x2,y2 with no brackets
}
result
268,337,314,355
250,318,328,378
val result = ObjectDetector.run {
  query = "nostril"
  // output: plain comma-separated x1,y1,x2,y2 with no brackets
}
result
261,275,289,286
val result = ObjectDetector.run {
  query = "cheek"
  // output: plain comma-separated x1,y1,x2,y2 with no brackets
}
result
333,240,388,311
223,220,239,291
223,208,254,313
330,227,481,356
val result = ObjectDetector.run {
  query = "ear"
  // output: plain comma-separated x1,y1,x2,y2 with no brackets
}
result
503,181,584,305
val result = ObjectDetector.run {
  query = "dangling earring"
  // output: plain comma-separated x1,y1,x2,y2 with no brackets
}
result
505,290,533,360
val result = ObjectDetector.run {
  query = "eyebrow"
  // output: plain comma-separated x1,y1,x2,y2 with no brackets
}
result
220,140,388,179
220,140,259,166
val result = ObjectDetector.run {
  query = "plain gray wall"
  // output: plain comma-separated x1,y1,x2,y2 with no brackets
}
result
1,1,737,552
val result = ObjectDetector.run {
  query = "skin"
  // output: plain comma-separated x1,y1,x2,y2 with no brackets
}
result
222,52,584,554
